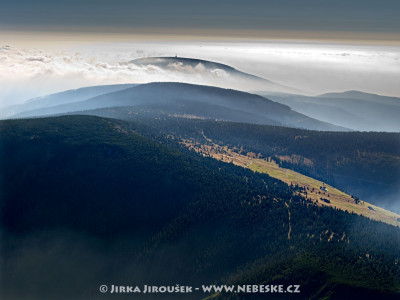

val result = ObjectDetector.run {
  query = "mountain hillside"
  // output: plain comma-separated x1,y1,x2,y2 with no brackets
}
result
320,90,400,106
0,84,136,119
1,115,400,300
73,108,399,212
12,82,347,131
128,56,301,93
259,90,400,132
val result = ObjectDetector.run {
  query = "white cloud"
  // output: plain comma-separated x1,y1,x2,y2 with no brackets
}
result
0,41,399,108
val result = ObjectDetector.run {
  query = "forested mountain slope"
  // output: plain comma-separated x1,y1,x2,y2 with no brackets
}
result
77,107,400,212
1,115,399,300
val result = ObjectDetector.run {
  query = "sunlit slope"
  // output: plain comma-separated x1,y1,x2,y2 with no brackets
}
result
182,139,400,226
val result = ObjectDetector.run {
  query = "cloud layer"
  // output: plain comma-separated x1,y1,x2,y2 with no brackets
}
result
0,41,399,107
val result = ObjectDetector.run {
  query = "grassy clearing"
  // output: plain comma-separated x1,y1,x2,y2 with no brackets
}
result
181,139,400,227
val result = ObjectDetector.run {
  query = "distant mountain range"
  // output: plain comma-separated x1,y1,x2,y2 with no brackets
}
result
6,82,347,131
0,84,136,119
127,56,302,94
258,90,400,132
320,90,400,106
1,56,397,132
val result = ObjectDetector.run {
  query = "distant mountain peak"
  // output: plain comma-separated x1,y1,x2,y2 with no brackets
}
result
131,56,240,74
319,90,390,99
126,56,302,94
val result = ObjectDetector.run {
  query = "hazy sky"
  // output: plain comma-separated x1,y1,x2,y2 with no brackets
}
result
1,0,399,39
0,0,399,106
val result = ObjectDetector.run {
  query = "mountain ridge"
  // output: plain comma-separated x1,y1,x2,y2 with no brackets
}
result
258,90,400,132
1,115,399,299
128,56,303,94
11,82,348,131
0,84,136,119
319,90,400,103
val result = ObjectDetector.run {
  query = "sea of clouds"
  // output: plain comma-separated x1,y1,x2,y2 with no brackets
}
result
1,41,399,108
